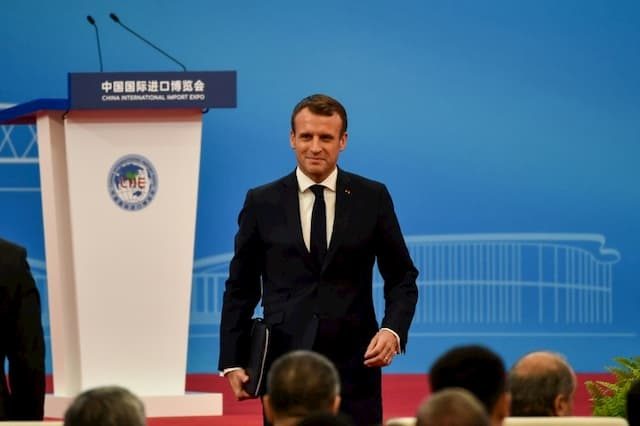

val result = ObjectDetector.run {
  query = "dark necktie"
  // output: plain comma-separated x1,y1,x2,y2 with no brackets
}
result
310,184,327,268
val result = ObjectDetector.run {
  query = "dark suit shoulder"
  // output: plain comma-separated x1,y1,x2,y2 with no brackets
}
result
247,172,295,199
0,238,27,270
338,169,388,193
0,238,30,319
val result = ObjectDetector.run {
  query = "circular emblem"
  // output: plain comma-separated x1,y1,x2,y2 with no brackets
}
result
108,154,158,211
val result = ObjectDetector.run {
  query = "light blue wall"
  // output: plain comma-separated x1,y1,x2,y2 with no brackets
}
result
1,0,638,374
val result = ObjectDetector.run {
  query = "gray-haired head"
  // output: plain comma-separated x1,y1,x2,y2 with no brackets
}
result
417,388,491,426
266,350,341,420
63,385,146,426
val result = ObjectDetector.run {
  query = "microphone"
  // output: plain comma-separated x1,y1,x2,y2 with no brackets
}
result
86,15,104,72
109,13,187,71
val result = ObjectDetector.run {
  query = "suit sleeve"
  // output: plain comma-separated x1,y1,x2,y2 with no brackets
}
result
374,185,419,352
7,248,45,420
218,190,263,370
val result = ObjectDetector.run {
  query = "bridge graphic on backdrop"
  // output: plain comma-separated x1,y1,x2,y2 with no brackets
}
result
28,233,625,339
0,120,39,192
189,234,623,336
3,123,627,338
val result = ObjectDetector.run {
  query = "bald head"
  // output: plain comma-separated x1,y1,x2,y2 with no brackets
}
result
509,351,576,416
513,352,571,375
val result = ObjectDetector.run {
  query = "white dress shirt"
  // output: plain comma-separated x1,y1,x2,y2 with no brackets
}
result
296,166,337,251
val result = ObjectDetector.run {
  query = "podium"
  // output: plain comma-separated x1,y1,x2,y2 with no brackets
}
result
0,71,236,417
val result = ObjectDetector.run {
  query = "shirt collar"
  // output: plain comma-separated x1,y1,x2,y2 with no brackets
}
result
296,167,338,193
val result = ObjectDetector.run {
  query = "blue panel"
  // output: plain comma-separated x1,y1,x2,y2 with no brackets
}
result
1,0,638,374
69,71,236,109
0,99,68,124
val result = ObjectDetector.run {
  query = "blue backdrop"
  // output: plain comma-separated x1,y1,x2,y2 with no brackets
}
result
1,0,638,374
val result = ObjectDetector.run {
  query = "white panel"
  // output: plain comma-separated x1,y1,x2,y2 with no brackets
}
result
62,110,201,395
45,393,223,418
36,112,81,396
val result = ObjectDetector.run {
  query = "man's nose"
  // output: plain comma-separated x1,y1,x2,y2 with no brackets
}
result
310,137,322,152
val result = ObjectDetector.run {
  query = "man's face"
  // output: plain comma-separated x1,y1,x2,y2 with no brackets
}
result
290,107,347,183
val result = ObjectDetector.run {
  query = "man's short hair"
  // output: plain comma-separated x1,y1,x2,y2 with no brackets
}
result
429,345,507,416
63,386,146,426
508,351,575,416
416,388,490,426
267,350,340,418
291,94,348,136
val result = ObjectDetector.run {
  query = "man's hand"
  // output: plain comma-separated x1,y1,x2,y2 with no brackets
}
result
225,369,253,400
364,330,399,367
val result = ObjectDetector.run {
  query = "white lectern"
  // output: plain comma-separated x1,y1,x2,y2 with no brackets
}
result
0,71,236,418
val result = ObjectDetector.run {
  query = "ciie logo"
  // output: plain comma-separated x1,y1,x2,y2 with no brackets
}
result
108,154,158,211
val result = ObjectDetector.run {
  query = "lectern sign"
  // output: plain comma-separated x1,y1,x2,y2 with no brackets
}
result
108,154,158,211
69,71,237,109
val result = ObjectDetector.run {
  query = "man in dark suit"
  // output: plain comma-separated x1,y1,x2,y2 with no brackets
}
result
0,238,46,420
219,94,419,425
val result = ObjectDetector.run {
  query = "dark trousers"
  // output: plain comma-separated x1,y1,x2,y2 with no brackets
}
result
313,318,382,426
261,318,382,426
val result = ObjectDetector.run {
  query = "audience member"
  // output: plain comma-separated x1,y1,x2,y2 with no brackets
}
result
416,388,490,426
264,350,341,426
63,386,146,426
429,345,510,426
508,351,576,416
0,238,45,420
627,379,640,426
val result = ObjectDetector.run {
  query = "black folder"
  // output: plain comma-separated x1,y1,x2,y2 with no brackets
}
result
243,318,271,397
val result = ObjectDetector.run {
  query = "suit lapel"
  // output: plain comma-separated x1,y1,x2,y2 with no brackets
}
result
323,170,352,271
282,172,316,270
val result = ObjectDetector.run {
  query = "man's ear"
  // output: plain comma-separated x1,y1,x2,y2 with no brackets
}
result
263,395,275,422
554,393,573,416
332,395,342,414
339,132,348,151
494,392,511,422
290,130,296,149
